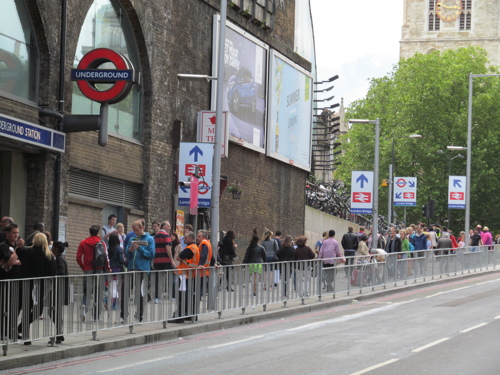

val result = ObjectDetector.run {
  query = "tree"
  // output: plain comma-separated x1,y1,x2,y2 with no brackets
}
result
336,47,500,233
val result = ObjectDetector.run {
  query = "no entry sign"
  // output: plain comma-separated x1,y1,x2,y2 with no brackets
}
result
71,48,137,104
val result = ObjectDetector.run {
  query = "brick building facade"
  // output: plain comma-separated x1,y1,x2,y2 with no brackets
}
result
401,0,500,65
0,0,314,274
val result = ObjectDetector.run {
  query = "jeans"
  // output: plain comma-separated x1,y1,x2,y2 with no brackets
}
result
344,250,356,276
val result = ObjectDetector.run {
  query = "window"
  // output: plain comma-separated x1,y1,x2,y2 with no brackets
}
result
428,0,440,31
72,0,142,141
0,0,38,103
460,0,472,31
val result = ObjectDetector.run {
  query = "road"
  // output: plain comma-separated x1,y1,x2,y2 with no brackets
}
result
3,273,499,375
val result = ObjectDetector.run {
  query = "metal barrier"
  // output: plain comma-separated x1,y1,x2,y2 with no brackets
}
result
0,245,497,355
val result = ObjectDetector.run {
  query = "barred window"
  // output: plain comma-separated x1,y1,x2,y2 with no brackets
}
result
460,0,472,31
428,1,440,31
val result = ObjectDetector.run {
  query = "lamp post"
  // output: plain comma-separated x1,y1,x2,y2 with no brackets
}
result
177,1,227,251
388,134,422,226
348,118,380,252
437,149,465,225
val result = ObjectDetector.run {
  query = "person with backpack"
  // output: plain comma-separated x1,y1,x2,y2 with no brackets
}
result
76,225,110,321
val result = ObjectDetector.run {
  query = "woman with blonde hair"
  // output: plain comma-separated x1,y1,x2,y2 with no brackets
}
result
16,232,56,344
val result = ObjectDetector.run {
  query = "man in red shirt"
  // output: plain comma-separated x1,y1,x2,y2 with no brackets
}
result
76,225,110,321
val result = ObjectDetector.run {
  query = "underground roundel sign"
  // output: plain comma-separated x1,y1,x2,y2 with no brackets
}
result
71,48,137,104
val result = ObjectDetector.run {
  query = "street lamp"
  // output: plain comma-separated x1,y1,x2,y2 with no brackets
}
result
177,0,227,251
388,134,422,225
437,149,465,225
348,118,380,252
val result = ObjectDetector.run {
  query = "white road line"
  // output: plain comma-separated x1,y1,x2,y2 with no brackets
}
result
349,359,399,375
425,286,470,299
475,279,500,286
494,315,500,320
286,301,412,332
412,338,449,353
460,323,488,333
96,356,173,372
208,335,264,349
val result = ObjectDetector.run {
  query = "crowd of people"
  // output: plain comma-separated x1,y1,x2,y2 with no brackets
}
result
1,213,498,342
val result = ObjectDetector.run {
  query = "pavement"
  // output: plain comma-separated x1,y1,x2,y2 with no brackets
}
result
1,268,498,372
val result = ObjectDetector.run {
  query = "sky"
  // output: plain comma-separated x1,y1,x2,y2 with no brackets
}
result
310,0,404,108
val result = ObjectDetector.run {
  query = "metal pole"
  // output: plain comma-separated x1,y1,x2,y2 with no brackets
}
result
210,0,227,251
448,156,451,226
372,118,380,252
465,73,473,237
388,163,393,225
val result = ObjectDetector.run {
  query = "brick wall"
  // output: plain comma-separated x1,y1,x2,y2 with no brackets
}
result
1,0,311,273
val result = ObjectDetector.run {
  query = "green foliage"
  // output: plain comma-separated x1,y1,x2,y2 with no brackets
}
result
336,47,500,232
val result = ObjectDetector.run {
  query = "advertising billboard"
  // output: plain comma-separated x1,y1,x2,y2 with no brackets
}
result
212,17,268,152
267,49,313,171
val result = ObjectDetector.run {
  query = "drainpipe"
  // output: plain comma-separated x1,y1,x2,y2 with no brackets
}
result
53,0,67,241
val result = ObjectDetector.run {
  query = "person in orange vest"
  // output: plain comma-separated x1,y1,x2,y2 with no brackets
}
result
196,230,216,309
168,231,199,323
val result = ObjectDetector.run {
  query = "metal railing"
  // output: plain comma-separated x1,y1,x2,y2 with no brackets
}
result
0,245,497,355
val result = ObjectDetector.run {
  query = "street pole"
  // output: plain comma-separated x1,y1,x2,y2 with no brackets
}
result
388,163,393,225
466,73,473,238
210,0,227,251
448,157,451,226
373,118,380,252
348,118,380,252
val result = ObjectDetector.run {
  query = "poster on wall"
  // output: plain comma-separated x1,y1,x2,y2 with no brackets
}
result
212,17,268,152
176,210,185,237
267,49,313,171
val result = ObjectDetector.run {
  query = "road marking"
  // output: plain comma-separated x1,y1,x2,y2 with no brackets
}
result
412,337,449,353
494,315,500,320
475,279,500,286
286,302,406,332
349,359,399,375
96,356,173,372
208,335,264,349
460,323,488,333
425,286,470,299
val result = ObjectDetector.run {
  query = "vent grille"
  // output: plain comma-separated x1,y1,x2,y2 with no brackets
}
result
69,170,141,208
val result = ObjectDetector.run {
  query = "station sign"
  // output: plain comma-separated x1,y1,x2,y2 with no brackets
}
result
71,48,138,104
178,142,214,207
0,113,65,152
393,177,417,206
448,176,466,209
351,171,374,215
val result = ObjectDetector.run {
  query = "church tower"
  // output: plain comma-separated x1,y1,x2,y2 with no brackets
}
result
400,1,500,66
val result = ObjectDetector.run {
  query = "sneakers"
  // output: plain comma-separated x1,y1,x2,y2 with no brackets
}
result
155,298,159,304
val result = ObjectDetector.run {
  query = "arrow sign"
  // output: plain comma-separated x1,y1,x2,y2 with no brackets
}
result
408,181,415,188
356,174,369,188
189,146,203,162
351,171,373,214
395,192,402,199
448,176,466,209
179,186,189,194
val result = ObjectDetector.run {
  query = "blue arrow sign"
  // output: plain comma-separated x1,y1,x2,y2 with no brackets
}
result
356,174,369,188
453,179,462,188
189,146,203,162
179,186,189,194
395,192,402,199
408,181,415,188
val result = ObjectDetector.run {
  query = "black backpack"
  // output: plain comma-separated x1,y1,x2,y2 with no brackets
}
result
93,241,106,270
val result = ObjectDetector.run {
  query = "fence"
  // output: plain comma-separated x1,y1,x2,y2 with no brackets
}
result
0,245,497,355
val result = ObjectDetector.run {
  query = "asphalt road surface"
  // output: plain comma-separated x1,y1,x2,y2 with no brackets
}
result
3,273,500,375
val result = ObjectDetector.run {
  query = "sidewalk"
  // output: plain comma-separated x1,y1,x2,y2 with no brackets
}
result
1,268,498,372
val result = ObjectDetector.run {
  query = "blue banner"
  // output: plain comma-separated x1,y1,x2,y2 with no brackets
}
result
0,113,65,152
